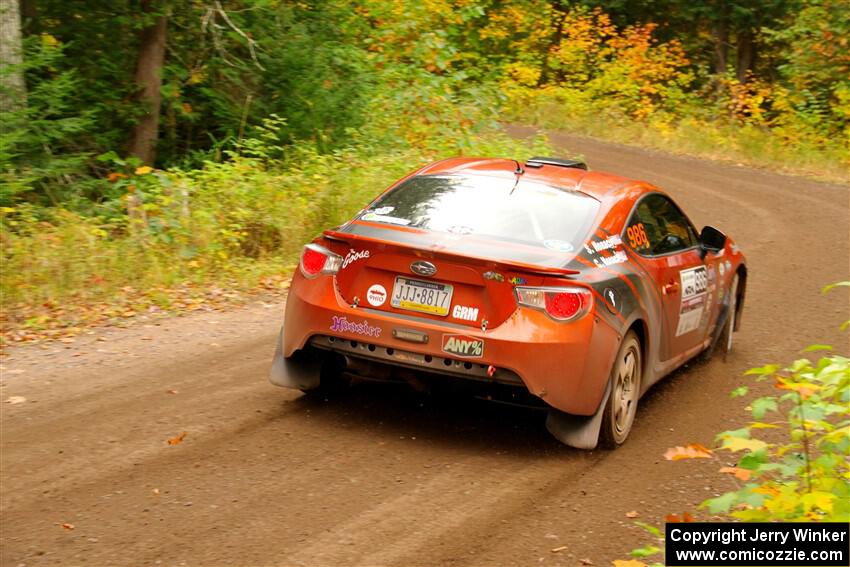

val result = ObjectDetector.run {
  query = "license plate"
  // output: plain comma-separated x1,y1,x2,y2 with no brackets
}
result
391,276,453,316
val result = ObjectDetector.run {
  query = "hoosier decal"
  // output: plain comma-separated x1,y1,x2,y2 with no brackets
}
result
441,334,484,358
330,316,381,337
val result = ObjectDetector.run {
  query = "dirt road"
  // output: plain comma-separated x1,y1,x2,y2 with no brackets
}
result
2,130,848,566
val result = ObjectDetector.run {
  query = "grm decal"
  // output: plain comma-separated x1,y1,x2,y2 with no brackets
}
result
452,305,479,321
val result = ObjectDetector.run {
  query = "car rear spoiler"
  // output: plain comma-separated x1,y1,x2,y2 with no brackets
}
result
322,229,580,277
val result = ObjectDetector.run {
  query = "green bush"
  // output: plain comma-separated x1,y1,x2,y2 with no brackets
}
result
0,114,550,334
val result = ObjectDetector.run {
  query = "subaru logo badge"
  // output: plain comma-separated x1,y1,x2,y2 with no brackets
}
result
410,261,437,277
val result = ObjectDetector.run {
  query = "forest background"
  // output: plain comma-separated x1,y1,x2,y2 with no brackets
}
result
1,0,847,341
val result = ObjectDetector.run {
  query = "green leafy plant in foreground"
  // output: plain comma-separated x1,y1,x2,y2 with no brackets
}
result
618,283,850,566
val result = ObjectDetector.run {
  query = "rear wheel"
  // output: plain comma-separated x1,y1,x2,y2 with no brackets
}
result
717,274,739,360
599,331,642,449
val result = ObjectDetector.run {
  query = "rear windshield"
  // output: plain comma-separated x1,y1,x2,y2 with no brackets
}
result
357,174,600,253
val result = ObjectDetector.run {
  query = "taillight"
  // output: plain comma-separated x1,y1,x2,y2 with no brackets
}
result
514,286,592,321
299,244,342,279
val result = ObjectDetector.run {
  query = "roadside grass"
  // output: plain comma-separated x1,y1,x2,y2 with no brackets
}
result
507,94,849,184
0,125,551,344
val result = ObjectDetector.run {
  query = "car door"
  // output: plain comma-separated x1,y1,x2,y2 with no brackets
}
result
624,194,710,361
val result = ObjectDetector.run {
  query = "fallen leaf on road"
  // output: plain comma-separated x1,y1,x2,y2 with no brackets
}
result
580,559,593,565
664,443,712,460
167,432,187,445
61,523,75,530
625,510,640,518
612,561,647,567
551,546,567,553
665,512,696,523
167,389,178,394
5,396,26,404
152,488,160,495
719,466,752,480
141,336,153,341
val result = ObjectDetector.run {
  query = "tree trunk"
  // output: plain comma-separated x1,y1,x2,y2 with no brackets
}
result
711,18,728,74
0,0,27,112
537,0,568,86
735,29,755,83
127,1,167,165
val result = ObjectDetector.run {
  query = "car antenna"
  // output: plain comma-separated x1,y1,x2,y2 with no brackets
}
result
510,160,524,195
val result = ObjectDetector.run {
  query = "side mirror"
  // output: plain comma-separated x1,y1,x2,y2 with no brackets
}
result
699,225,727,258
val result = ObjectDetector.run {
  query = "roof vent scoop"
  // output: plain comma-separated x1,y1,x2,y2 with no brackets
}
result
524,156,588,171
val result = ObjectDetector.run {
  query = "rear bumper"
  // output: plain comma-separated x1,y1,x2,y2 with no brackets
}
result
273,271,620,415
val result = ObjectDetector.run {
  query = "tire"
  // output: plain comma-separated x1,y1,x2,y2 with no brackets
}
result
717,273,739,361
599,331,642,449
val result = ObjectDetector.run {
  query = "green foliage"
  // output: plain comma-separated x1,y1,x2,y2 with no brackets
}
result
0,37,94,206
0,116,550,329
706,351,850,522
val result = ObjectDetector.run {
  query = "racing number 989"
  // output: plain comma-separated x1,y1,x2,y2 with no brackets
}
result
627,223,649,250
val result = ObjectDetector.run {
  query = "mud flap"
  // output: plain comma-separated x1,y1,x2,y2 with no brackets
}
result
545,379,612,450
268,327,321,391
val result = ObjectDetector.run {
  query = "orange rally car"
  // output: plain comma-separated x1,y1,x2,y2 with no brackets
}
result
269,156,747,449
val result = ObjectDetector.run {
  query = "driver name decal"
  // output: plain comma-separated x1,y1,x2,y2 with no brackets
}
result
342,248,370,269
676,266,708,336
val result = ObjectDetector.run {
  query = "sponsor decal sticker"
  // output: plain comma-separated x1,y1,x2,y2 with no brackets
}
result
483,271,505,282
372,206,395,215
342,248,370,269
543,239,574,252
366,284,387,306
361,212,411,226
330,316,381,337
603,287,619,312
509,276,527,285
442,334,484,358
676,266,708,336
451,304,479,321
